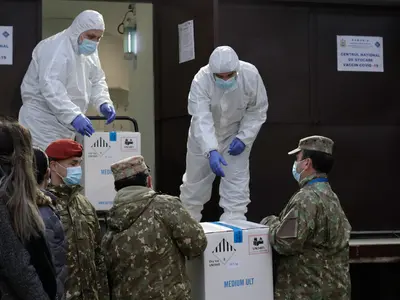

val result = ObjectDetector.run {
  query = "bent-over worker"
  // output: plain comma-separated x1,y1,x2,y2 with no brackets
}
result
180,45,269,222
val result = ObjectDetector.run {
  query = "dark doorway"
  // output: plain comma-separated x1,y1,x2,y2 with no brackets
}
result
0,0,42,119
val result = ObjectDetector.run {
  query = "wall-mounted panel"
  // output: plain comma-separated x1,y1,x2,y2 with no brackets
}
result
319,125,400,231
154,0,216,120
0,0,41,118
218,4,311,124
153,0,217,190
315,8,400,125
156,116,191,195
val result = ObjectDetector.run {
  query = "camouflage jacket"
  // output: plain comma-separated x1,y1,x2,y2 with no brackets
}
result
261,173,352,300
102,186,207,300
48,184,109,300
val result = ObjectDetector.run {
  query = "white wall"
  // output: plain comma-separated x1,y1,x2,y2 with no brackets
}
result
42,1,156,187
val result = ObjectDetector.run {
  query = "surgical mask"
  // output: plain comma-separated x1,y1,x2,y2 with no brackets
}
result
57,163,82,186
78,39,98,56
215,77,237,90
292,160,305,182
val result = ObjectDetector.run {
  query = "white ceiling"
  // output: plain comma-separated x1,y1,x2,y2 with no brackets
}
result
42,0,132,39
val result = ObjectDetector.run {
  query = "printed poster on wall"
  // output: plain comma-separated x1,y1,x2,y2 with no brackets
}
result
337,35,383,72
178,20,195,64
0,26,13,65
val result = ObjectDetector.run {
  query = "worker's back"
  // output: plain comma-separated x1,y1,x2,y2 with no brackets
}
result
102,186,207,300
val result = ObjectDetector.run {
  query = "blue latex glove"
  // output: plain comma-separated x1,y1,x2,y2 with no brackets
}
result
71,114,95,137
228,137,245,156
209,150,228,177
100,103,116,124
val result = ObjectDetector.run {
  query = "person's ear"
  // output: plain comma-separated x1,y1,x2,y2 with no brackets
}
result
49,161,58,172
304,158,312,170
78,33,84,44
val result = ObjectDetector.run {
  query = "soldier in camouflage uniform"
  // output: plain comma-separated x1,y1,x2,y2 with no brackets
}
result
102,155,208,299
261,136,352,300
45,139,109,300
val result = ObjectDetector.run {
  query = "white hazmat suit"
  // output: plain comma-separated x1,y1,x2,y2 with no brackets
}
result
180,46,269,222
19,10,113,150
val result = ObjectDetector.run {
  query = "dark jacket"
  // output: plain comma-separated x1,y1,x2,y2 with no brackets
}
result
25,232,58,300
0,195,54,300
37,189,67,300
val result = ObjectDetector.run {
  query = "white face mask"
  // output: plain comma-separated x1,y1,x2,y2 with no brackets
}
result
292,159,306,182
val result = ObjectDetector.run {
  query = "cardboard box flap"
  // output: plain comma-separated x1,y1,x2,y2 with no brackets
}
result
200,221,268,244
224,220,268,230
201,221,268,231
200,222,232,234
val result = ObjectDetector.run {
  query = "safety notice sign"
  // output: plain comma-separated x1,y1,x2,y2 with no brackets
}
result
0,26,13,65
337,35,383,72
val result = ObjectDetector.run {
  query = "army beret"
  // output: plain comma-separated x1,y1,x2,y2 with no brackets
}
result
111,155,149,181
288,135,334,156
45,139,83,160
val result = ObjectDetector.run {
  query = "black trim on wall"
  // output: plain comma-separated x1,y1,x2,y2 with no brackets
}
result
219,0,400,7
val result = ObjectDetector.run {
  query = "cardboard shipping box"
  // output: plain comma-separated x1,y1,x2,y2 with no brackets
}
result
187,220,274,300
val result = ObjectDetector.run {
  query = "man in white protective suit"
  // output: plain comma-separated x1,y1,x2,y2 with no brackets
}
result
19,10,116,150
179,46,269,222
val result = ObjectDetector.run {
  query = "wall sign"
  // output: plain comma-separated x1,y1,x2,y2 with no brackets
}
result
178,20,195,64
337,35,383,72
0,26,13,65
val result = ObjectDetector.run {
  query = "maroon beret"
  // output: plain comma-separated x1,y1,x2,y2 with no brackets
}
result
45,139,83,160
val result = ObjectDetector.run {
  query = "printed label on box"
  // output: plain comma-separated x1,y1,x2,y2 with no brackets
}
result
248,234,269,255
91,137,111,157
121,136,138,152
211,238,236,265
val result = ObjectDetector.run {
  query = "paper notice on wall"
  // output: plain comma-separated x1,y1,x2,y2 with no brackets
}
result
337,35,383,72
0,26,13,65
178,20,195,64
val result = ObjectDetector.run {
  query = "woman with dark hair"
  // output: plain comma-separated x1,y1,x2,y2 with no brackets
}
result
0,119,57,300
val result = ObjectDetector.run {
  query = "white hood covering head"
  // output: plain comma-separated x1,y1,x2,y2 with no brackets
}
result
208,46,240,74
67,10,105,52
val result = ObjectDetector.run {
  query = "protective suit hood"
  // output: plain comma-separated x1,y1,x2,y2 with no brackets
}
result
209,46,240,74
67,10,105,54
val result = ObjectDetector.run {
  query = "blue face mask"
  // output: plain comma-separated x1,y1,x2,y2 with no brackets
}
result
215,77,237,90
58,164,82,186
292,160,305,182
78,39,98,56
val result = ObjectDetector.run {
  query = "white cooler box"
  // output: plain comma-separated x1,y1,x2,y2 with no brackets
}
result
77,130,141,211
187,220,274,300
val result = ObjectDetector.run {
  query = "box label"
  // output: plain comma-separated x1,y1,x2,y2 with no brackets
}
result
91,136,111,157
249,234,269,255
121,136,138,152
223,278,254,288
210,238,236,266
